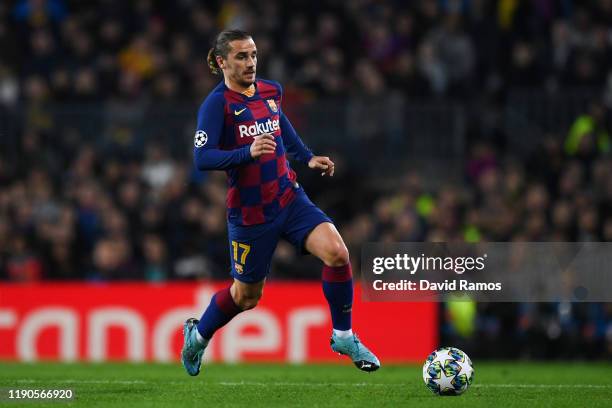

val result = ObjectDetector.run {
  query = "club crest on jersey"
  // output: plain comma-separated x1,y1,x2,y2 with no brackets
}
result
266,99,278,112
194,130,207,147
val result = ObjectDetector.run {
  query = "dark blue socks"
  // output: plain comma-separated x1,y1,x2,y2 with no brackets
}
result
322,264,353,331
197,287,242,340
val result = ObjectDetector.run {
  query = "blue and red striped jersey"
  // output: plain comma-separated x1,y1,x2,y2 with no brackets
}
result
193,79,314,226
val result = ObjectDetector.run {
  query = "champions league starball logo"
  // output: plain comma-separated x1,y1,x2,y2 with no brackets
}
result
194,130,208,147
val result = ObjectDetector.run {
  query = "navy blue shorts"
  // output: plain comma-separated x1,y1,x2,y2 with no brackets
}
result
227,187,332,283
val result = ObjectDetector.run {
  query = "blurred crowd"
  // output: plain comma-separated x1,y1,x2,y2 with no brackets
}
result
1,0,612,357
2,0,612,105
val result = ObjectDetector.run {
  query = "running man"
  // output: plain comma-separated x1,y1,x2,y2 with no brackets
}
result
182,29,380,376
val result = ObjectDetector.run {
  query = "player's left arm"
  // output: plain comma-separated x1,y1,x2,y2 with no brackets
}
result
280,111,335,177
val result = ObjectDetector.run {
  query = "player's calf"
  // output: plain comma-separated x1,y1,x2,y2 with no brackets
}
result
181,286,245,376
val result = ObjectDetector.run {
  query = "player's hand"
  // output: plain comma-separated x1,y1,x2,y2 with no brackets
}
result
250,133,277,158
308,156,335,177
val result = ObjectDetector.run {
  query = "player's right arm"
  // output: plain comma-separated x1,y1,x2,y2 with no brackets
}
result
193,93,254,170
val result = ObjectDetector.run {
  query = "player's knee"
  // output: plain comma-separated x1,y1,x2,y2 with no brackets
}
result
231,280,264,310
325,242,350,267
236,295,260,310
234,289,263,310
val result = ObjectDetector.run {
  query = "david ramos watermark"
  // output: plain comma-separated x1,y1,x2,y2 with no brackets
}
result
361,242,612,302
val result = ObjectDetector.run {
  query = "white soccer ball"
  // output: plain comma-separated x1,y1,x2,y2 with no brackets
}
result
422,347,474,396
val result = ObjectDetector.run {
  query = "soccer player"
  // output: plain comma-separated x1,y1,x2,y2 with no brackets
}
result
181,30,380,375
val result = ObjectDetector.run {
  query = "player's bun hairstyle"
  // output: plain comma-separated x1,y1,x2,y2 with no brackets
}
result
207,29,252,75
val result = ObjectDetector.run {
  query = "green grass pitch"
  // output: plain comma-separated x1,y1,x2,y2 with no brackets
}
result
0,362,611,407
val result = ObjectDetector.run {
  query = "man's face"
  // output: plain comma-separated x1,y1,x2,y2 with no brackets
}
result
218,38,257,88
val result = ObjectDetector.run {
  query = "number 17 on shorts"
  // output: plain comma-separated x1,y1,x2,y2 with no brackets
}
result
231,240,251,275
227,221,281,283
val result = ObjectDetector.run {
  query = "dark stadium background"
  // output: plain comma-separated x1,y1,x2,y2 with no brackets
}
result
0,0,611,361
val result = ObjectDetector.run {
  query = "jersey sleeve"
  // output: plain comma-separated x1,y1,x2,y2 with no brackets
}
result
193,93,253,170
276,83,314,165
279,111,314,165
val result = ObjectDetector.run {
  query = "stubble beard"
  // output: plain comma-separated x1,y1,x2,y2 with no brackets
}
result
236,69,255,88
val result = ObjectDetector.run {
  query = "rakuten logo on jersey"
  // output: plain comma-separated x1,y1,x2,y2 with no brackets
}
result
238,118,280,138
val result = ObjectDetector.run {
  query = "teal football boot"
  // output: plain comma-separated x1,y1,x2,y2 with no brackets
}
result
330,332,380,372
181,318,205,376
